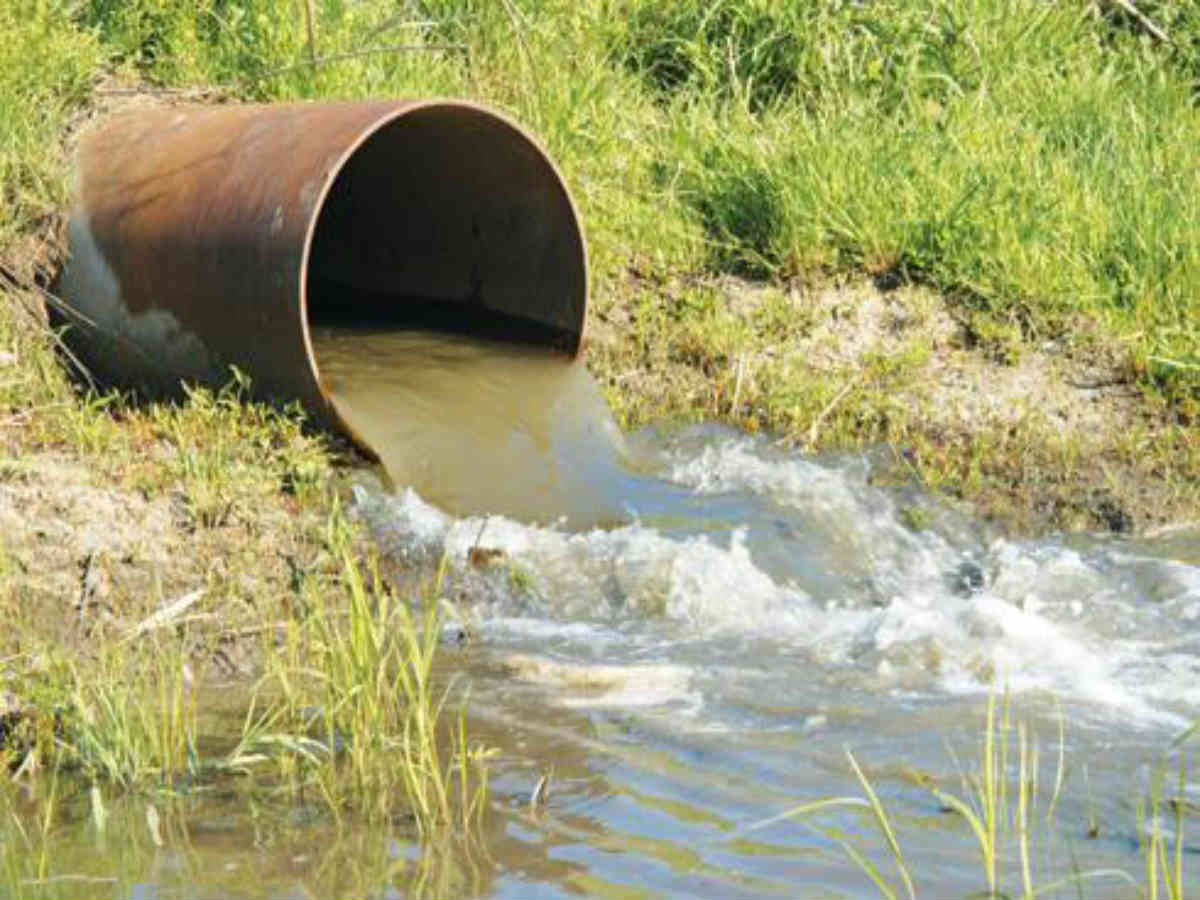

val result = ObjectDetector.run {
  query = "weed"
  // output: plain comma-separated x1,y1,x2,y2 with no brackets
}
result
230,515,491,834
898,506,931,532
688,141,788,277
617,0,801,112
838,693,1183,899
846,749,917,900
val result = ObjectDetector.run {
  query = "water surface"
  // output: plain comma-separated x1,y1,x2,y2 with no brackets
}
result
350,421,1200,897
312,327,637,527
16,326,1197,897
323,326,1199,896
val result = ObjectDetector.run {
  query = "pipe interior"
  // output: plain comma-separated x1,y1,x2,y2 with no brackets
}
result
304,104,586,352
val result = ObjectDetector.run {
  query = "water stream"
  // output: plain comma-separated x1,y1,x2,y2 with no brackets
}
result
312,327,635,527
13,327,1194,897
312,326,1200,897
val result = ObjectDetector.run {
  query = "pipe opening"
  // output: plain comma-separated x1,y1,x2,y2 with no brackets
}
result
299,102,617,521
54,98,617,522
303,102,587,355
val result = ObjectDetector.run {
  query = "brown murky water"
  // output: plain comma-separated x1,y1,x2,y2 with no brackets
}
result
311,327,633,527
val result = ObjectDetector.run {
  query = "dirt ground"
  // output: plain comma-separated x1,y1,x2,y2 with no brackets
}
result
588,272,1196,536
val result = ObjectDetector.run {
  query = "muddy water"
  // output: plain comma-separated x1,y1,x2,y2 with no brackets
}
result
12,328,1197,897
311,327,639,527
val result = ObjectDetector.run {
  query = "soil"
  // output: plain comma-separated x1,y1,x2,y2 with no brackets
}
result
0,448,335,678
588,272,1194,536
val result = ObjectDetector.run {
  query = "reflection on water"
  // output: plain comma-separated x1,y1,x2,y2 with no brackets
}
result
311,326,635,526
0,781,496,900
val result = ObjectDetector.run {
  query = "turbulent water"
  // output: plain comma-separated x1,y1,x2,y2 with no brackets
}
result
314,325,1200,896
312,327,634,526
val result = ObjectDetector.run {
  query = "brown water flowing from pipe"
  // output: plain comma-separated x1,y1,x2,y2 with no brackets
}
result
310,325,634,525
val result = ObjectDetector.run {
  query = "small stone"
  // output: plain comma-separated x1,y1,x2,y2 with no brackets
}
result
440,621,471,646
468,546,505,568
0,351,15,367
949,561,986,597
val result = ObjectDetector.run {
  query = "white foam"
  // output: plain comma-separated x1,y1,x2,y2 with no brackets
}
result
500,653,701,712
350,429,1200,730
663,437,959,593
442,511,812,632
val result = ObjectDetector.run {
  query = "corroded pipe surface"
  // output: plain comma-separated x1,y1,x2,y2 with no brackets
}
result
55,100,588,452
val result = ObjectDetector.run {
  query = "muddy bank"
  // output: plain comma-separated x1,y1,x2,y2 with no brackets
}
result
588,272,1198,536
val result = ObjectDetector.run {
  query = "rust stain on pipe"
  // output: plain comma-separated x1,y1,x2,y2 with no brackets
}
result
54,100,588,454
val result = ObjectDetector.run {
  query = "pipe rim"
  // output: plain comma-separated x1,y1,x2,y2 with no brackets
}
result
297,98,590,454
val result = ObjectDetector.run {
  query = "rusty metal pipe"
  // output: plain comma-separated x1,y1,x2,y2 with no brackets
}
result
55,100,588,453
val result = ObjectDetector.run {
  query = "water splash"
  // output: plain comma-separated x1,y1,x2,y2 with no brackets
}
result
351,429,1200,730
312,326,634,526
317,326,1200,729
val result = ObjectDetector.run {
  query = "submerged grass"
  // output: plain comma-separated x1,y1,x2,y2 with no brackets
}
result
0,776,490,898
833,691,1198,899
237,516,491,834
717,689,1193,897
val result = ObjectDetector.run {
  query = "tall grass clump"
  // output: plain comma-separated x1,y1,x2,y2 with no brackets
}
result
65,641,199,787
681,138,789,276
752,692,1185,898
1138,760,1190,900
836,694,1198,899
616,0,802,112
0,639,209,797
624,0,1200,386
235,508,489,834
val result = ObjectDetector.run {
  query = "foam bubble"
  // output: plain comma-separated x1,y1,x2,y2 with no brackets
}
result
350,427,1200,729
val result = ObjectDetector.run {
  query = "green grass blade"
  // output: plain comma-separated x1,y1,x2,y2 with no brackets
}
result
847,749,916,900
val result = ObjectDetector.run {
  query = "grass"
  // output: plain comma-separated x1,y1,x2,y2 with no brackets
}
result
239,521,491,833
0,506,490,894
1139,759,1191,900
832,691,1195,899
1,494,486,809
716,687,1193,898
